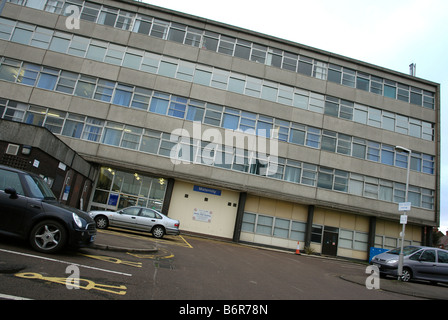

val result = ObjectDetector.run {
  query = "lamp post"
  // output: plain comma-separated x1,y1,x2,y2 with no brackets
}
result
395,146,411,280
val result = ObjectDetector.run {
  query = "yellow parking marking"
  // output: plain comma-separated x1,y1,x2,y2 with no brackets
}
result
15,272,127,296
127,248,174,260
98,228,193,248
79,253,142,268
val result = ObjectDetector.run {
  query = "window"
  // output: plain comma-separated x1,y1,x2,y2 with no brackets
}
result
234,39,251,60
94,79,114,102
284,160,301,184
17,63,39,86
356,72,370,91
105,44,125,65
150,19,169,39
68,35,89,57
102,121,123,146
222,108,240,130
203,104,223,127
251,44,267,64
273,218,290,238
11,23,33,44
150,92,170,115
82,117,104,142
185,27,202,47
328,64,342,84
168,96,187,119
113,83,133,107
159,59,178,78
0,58,20,82
140,129,161,154
186,100,205,122
55,71,77,94
121,126,142,150
98,7,118,27
133,14,152,35
218,35,235,55
62,113,84,138
0,169,24,195
74,75,96,99
44,109,65,134
37,67,59,90
256,215,273,235
131,87,152,111
86,41,107,61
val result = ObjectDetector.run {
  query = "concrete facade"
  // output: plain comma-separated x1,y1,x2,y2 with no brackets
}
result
0,0,440,260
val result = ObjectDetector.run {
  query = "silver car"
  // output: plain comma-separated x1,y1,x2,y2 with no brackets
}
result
371,245,448,284
89,206,180,239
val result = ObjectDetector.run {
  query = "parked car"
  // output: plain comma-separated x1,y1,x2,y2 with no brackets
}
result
89,206,180,239
371,245,448,284
0,165,96,253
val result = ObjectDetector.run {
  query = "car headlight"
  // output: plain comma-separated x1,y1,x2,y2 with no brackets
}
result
386,259,398,265
72,212,83,228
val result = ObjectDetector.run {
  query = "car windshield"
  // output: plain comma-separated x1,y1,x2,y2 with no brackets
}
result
388,246,422,256
24,175,57,200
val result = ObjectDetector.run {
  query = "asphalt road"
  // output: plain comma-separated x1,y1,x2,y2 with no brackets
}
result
1,229,432,304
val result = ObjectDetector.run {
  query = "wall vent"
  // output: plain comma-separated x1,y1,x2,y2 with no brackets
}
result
6,144,20,156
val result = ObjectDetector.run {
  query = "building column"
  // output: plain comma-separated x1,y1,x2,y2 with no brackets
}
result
368,216,376,253
305,205,314,248
232,192,247,242
161,178,175,216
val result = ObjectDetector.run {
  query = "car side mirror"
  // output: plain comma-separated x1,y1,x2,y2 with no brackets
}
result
5,188,18,199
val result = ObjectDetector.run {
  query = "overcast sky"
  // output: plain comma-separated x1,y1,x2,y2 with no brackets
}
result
141,0,448,233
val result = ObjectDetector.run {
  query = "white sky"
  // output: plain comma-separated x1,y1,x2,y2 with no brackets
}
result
141,0,448,234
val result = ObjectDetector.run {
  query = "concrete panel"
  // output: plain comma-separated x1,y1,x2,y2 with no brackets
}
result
80,60,120,81
68,96,110,119
30,89,72,112
0,82,33,103
4,43,45,65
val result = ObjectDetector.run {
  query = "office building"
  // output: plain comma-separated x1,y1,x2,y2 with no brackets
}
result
0,0,440,260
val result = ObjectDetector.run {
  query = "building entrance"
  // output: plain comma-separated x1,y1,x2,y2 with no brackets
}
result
322,227,339,256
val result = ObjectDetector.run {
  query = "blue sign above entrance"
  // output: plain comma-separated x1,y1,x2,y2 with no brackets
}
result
193,185,222,196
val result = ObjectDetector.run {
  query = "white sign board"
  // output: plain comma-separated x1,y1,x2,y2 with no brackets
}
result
398,202,411,211
400,214,408,225
193,208,212,223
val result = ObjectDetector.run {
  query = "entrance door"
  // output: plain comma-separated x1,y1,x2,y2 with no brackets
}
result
322,228,339,256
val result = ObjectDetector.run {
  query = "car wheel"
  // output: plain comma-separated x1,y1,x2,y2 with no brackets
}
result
30,220,67,253
401,267,412,282
94,215,109,229
152,226,165,239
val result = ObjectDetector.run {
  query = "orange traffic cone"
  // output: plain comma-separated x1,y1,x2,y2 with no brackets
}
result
295,241,301,255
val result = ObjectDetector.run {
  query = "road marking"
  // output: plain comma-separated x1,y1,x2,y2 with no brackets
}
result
15,272,127,296
0,293,32,300
0,248,132,277
79,253,142,268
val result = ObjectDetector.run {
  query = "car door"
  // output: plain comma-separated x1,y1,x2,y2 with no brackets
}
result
435,250,448,282
138,208,160,231
413,249,437,281
110,207,141,229
0,169,30,236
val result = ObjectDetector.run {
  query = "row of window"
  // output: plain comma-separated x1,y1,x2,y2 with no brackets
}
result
0,57,436,175
7,0,436,109
242,213,421,251
0,101,435,210
0,17,435,142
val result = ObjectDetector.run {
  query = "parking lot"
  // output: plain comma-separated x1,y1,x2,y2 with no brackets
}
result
1,228,447,304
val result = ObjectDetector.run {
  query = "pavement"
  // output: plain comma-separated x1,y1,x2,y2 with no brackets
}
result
92,230,448,300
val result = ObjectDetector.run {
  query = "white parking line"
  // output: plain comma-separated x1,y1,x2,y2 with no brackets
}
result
0,248,132,277
0,293,32,300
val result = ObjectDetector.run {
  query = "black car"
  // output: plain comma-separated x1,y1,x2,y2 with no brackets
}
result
0,165,96,253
